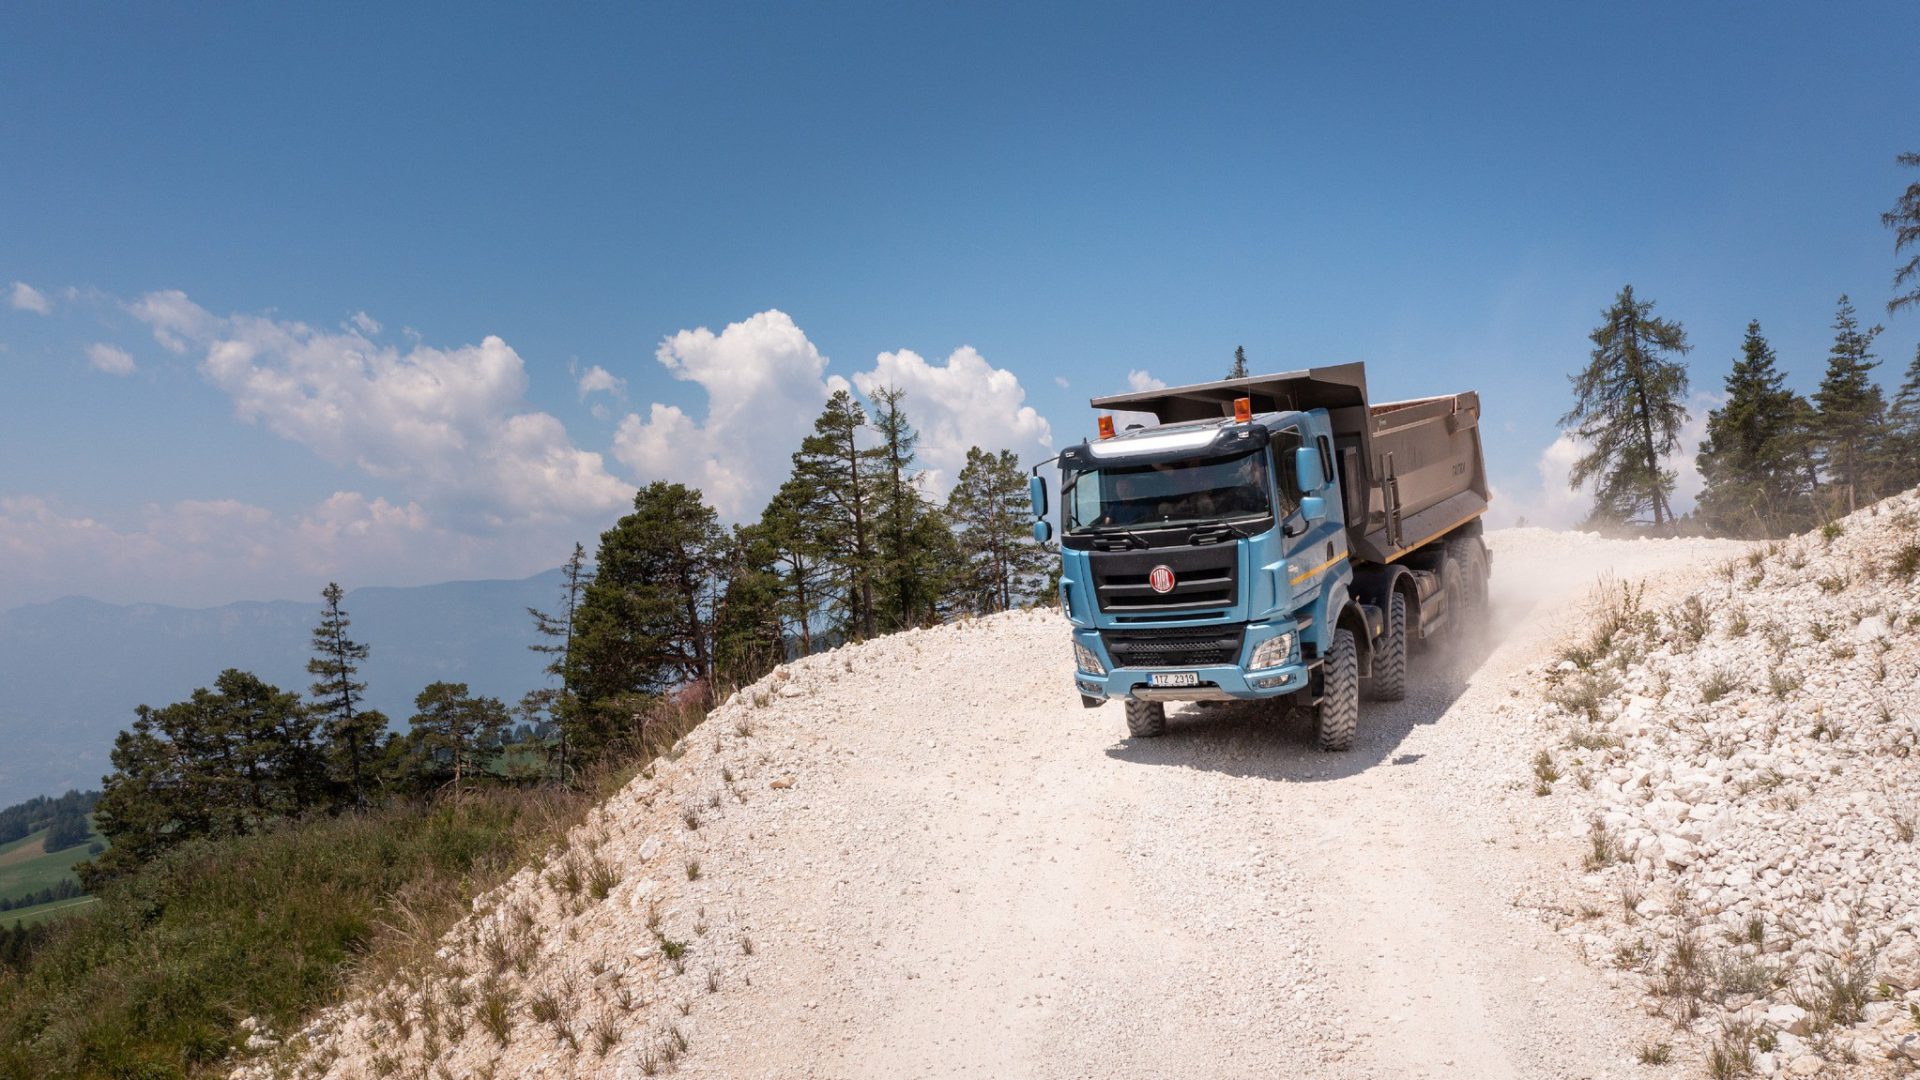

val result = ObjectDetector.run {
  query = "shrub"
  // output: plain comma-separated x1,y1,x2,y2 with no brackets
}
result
1700,669,1738,704
1893,542,1920,581
1549,669,1621,722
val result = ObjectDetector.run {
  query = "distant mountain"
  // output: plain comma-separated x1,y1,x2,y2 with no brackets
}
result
0,571,565,806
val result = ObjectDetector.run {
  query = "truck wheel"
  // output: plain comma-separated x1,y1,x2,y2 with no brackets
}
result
1125,699,1167,738
1446,537,1490,624
1314,628,1359,752
1367,591,1408,702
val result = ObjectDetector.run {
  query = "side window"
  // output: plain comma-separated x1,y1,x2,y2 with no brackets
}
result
1340,445,1366,524
1316,435,1335,485
1271,428,1303,513
1069,471,1102,530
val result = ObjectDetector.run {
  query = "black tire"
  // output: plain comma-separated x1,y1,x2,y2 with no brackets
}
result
1314,628,1359,752
1367,591,1408,702
1445,537,1489,625
1125,699,1167,738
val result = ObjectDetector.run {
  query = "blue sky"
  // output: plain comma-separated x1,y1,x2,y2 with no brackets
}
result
3,2,1916,608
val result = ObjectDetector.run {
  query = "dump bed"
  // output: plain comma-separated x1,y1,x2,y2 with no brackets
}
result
1088,362,1488,564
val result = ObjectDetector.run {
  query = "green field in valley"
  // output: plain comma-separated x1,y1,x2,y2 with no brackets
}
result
0,824,105,929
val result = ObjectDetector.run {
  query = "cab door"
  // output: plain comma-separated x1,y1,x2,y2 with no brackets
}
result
1284,418,1348,603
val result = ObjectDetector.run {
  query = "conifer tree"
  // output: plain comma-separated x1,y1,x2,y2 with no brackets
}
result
1695,321,1810,537
793,390,881,639
760,476,831,655
1883,151,1920,315
1561,285,1693,530
1228,345,1249,379
1812,295,1886,514
1882,343,1920,494
307,582,380,805
88,670,317,881
568,482,725,757
710,524,789,688
408,682,508,796
866,385,949,630
947,446,1050,613
526,543,592,779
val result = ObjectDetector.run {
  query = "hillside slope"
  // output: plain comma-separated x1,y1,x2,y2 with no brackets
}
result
250,528,1751,1080
1530,492,1920,1074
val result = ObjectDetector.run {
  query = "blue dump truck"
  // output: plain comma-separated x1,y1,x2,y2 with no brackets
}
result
1029,363,1492,750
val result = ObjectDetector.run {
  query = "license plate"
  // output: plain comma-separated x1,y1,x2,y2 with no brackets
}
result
1148,671,1200,688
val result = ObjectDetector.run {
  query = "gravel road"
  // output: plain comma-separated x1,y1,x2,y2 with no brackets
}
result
261,528,1752,1079
662,529,1748,1079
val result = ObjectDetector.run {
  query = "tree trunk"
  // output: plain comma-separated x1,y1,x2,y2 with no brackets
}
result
1627,320,1667,531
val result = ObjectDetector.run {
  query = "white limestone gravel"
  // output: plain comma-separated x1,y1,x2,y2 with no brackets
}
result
1525,491,1920,1077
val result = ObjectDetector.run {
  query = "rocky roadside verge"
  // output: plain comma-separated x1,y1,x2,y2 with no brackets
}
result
1528,490,1920,1077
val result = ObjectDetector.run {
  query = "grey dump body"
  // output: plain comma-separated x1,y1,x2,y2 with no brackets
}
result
1088,362,1488,564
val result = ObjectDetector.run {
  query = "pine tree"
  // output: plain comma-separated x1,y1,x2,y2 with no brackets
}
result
1228,345,1249,379
947,447,1050,614
1882,343,1920,494
568,482,725,758
1561,285,1693,530
759,476,831,655
1812,295,1886,514
88,670,318,881
526,543,592,780
1884,152,1920,315
710,523,789,689
408,682,508,796
307,582,380,805
793,390,881,640
1694,321,1810,538
866,385,951,630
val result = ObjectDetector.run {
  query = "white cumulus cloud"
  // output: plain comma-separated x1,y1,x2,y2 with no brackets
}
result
128,290,630,527
8,282,51,314
576,364,625,399
1105,368,1167,433
0,491,525,608
852,346,1054,495
613,310,831,517
85,343,136,376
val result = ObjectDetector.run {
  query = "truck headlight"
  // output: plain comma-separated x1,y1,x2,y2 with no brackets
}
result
1247,631,1295,670
1074,641,1106,675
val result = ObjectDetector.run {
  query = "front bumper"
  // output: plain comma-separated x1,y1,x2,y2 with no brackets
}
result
1071,625,1311,703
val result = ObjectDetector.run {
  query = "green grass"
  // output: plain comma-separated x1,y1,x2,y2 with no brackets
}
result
0,823,106,929
4,896,99,929
0,827,101,903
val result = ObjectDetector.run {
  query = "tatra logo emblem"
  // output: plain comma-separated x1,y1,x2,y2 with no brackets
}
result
1148,565,1176,594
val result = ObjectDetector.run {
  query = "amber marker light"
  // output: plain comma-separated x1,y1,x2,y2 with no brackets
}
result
1097,415,1116,439
1234,396,1252,423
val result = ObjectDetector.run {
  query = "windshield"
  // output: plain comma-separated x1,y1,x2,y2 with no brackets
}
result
1065,449,1272,533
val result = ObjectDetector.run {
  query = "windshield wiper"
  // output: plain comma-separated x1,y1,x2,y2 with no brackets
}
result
1188,521,1249,544
1084,524,1149,550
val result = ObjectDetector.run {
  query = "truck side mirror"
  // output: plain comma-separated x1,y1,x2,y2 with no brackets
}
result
1300,495,1328,525
1033,520,1053,543
1028,475,1048,517
1294,446,1322,494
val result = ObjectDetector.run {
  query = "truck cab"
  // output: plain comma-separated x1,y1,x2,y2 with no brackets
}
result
1033,363,1491,750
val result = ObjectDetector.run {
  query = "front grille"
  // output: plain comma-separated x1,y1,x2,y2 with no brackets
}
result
1101,628,1246,668
1089,545,1239,613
